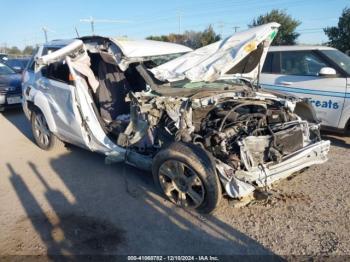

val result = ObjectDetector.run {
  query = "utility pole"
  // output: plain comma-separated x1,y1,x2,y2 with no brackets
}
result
90,17,95,35
79,17,96,35
80,17,132,36
233,26,240,33
42,27,48,43
177,11,183,34
75,26,80,37
218,21,224,36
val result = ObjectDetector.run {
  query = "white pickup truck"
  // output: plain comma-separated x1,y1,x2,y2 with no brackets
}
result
260,46,350,133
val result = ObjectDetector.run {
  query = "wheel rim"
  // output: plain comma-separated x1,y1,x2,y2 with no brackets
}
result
34,113,50,147
158,160,205,208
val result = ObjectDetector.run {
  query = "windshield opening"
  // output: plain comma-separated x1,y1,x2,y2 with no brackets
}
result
0,63,16,75
321,49,350,75
143,52,188,69
166,78,246,89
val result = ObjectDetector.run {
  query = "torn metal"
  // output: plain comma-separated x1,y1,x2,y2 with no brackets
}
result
150,22,280,82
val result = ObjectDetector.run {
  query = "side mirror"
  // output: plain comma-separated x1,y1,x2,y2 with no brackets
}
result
319,67,337,77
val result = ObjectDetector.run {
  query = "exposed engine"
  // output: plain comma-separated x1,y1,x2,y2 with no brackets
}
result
189,98,321,170
118,91,321,173
149,96,320,171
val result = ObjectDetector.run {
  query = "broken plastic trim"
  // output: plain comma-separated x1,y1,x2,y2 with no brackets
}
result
36,40,84,67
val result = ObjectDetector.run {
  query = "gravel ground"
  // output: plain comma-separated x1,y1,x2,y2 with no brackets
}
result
0,108,349,258
216,135,350,256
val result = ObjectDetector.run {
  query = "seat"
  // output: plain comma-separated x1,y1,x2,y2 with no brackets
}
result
96,61,130,122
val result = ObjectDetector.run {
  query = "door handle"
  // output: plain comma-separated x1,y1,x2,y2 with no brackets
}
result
277,81,293,86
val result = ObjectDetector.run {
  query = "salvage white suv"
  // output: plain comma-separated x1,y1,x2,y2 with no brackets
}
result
22,23,330,213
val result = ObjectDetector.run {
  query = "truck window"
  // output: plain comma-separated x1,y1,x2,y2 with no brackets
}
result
262,52,281,74
41,61,70,84
27,56,36,72
280,51,329,76
42,47,60,56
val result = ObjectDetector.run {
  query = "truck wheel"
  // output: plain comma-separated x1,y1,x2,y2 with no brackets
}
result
345,121,350,136
152,142,222,213
31,110,63,150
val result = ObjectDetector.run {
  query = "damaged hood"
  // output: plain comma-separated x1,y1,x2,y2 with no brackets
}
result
150,22,280,83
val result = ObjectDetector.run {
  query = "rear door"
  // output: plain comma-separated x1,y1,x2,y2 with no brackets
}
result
36,40,127,155
37,53,88,147
260,50,347,128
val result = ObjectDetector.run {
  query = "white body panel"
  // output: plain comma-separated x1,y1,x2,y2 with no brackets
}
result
260,73,348,128
111,38,193,58
260,46,350,130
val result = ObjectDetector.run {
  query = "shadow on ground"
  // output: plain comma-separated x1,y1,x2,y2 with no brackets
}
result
1,107,33,142
321,130,350,149
3,108,283,260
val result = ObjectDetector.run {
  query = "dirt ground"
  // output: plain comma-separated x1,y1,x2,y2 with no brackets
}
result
0,108,349,258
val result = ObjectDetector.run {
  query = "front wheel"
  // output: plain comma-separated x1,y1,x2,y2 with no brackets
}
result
152,142,222,213
31,110,62,150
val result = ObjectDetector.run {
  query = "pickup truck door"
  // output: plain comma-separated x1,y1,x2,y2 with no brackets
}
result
260,50,347,128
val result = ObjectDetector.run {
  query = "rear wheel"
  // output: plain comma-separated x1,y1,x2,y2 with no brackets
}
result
152,142,221,213
31,110,62,150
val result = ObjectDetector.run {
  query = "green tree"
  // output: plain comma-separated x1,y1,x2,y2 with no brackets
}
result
22,45,35,55
6,46,21,55
183,31,202,49
146,35,170,42
249,9,301,45
146,25,221,49
324,7,350,53
199,25,221,47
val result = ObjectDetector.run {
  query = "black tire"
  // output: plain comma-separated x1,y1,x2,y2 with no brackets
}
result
345,122,350,136
31,110,63,151
152,142,222,213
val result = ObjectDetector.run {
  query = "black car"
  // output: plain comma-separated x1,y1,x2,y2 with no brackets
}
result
4,58,30,73
0,62,22,111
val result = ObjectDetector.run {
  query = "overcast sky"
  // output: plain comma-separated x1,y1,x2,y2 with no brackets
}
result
0,0,348,48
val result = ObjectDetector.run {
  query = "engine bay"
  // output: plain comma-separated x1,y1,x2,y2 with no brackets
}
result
116,90,321,174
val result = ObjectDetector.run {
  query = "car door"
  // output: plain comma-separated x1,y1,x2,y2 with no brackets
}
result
36,58,88,147
260,50,347,128
35,40,127,155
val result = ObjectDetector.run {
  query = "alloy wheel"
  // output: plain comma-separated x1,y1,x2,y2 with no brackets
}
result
33,113,51,147
158,160,205,208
